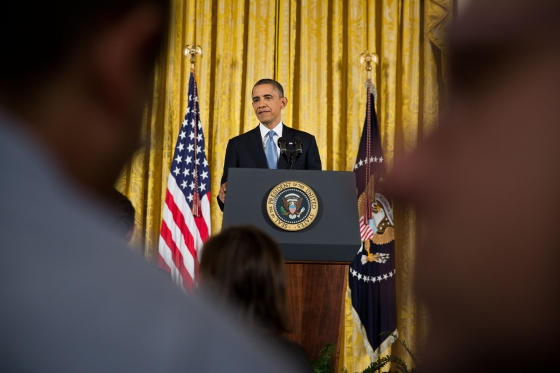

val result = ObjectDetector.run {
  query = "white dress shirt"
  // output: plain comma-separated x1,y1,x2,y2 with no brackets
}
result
259,122,283,160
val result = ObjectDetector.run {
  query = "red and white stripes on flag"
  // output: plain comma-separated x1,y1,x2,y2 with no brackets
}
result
359,216,374,241
158,72,211,293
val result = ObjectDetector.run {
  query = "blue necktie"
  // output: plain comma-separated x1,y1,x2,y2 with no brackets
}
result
265,130,278,169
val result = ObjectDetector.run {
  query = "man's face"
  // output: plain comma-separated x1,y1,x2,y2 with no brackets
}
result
251,84,287,128
387,2,560,368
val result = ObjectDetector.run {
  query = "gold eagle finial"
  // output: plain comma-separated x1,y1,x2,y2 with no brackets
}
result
184,43,203,70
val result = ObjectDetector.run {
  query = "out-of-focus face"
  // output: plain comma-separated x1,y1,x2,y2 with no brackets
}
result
251,84,287,128
387,1,560,370
55,3,163,198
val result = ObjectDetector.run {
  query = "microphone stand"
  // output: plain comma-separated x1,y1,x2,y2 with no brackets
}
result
287,151,295,169
278,137,291,168
290,139,302,169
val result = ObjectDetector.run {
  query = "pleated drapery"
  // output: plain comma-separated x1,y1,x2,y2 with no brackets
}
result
115,0,451,371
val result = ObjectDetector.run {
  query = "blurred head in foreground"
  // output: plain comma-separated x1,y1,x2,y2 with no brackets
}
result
0,0,168,200
0,2,314,373
200,225,289,335
387,1,560,371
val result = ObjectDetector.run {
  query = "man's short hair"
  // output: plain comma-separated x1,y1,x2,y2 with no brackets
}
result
253,79,285,98
0,0,169,96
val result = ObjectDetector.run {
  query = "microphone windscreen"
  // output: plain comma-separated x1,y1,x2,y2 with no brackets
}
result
278,137,287,155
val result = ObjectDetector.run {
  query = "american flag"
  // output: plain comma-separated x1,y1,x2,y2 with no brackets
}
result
158,72,211,292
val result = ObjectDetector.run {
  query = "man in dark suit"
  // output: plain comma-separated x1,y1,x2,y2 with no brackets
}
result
218,79,322,210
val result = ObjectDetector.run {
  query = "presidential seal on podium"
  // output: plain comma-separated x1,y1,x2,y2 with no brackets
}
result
266,181,318,231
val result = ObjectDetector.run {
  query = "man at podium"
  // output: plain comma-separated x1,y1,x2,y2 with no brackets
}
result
218,79,322,211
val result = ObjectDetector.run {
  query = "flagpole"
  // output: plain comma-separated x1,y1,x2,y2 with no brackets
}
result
359,51,379,225
183,43,203,216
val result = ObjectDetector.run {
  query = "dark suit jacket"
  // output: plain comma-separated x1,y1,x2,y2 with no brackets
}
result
218,125,322,210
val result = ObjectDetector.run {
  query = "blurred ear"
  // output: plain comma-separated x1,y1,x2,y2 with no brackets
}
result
281,97,288,109
90,2,163,119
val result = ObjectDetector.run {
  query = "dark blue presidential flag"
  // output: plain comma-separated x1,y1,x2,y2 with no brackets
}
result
350,80,397,360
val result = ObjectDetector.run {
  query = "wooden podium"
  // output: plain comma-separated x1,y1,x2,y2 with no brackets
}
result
284,261,348,370
222,169,360,371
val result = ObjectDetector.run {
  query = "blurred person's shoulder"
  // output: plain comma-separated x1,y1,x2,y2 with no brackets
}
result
0,112,308,373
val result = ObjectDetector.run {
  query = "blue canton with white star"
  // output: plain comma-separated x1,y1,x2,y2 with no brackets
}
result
170,72,210,206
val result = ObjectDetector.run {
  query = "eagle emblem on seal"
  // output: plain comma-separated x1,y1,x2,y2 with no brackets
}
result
281,193,306,219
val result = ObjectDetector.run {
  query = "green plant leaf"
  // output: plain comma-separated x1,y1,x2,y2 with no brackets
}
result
312,343,334,373
342,332,421,373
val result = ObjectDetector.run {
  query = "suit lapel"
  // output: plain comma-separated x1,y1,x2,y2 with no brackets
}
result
282,125,295,142
246,126,269,168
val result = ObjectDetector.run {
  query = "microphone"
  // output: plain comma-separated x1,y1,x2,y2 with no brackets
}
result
278,137,290,167
292,136,303,167
293,136,303,154
277,137,287,155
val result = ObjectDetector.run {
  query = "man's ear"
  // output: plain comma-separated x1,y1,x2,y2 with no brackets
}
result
90,3,163,118
281,97,288,109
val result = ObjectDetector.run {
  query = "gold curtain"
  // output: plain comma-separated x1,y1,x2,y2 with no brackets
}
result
116,0,450,371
